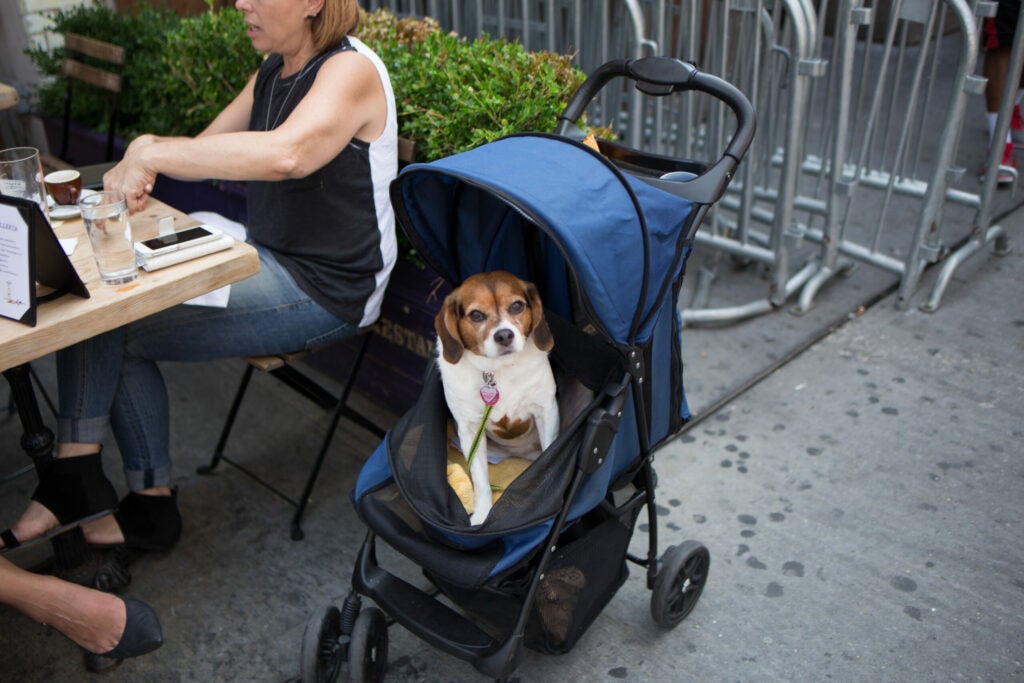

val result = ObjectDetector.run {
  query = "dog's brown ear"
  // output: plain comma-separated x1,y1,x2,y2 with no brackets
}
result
526,282,554,352
435,293,465,364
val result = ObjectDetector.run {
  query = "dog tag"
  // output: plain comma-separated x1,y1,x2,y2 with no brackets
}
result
480,384,499,406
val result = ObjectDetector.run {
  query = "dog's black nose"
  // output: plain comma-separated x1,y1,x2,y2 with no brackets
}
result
494,328,514,347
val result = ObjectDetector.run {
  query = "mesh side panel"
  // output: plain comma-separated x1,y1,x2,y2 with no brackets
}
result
526,506,637,653
428,504,640,654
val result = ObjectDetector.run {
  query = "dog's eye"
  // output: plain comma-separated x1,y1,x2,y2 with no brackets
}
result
508,300,525,314
467,310,487,323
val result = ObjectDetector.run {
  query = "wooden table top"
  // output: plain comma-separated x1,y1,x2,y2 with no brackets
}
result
0,198,259,372
0,83,17,111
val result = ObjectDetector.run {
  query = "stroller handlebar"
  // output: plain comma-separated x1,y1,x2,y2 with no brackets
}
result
555,56,756,205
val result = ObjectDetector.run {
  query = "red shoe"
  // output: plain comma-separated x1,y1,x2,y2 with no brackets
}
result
980,141,1018,186
1013,104,1024,148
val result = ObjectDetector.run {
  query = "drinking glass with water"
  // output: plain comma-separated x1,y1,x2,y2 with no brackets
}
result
79,190,138,285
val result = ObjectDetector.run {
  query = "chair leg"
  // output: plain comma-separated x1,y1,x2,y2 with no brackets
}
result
290,333,376,541
197,363,256,475
290,388,349,541
267,363,336,410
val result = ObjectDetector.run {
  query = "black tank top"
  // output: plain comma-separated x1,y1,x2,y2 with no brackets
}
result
247,37,397,326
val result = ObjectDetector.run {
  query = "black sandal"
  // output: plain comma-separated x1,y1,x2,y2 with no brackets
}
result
93,489,182,592
0,451,118,555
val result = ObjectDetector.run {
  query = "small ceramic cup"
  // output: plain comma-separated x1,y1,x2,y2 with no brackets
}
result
45,169,83,205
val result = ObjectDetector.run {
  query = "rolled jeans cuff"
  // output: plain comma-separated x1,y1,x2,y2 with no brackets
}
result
125,465,172,491
58,416,110,446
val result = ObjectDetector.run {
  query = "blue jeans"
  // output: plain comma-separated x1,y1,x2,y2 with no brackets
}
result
56,245,359,490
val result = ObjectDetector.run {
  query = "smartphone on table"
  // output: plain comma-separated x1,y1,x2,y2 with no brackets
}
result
134,225,222,258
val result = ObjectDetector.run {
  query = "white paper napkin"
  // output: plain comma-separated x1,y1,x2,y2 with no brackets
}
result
182,212,249,308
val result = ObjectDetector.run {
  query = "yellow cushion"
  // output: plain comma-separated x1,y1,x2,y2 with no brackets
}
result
445,422,532,514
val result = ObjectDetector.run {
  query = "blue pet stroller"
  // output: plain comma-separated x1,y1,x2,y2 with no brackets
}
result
300,57,755,682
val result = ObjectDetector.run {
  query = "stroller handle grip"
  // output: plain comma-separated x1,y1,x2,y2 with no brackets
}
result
556,57,756,204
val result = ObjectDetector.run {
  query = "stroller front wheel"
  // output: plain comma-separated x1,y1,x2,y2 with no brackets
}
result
650,541,710,628
301,605,343,683
347,606,388,683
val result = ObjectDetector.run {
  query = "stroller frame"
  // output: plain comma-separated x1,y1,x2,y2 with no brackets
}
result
301,57,755,682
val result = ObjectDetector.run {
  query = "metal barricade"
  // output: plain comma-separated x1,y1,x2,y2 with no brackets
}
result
367,0,1010,316
791,0,979,313
630,0,825,324
676,0,985,320
920,0,1015,312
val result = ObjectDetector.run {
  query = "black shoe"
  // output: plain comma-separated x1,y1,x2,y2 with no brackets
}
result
92,489,182,592
84,597,163,673
0,451,118,555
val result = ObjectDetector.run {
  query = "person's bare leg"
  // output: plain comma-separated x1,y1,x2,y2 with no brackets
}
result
985,47,1012,115
0,444,103,549
83,485,173,546
0,556,126,654
1,441,172,549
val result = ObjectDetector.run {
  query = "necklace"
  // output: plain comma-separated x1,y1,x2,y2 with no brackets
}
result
263,52,327,130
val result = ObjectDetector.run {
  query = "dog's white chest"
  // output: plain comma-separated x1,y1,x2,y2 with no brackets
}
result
439,343,557,460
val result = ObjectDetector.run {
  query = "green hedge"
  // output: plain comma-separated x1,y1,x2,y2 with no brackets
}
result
26,1,259,141
27,3,592,162
357,10,588,161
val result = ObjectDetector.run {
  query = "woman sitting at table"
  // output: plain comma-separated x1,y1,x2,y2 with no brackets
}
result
0,0,397,583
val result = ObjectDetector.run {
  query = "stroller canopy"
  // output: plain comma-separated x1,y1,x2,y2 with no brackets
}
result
391,133,697,346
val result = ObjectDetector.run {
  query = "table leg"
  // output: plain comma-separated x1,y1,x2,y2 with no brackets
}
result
3,364,54,474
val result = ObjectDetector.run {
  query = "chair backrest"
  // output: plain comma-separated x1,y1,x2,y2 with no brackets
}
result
60,33,126,163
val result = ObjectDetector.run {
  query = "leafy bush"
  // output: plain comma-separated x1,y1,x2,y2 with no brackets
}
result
148,5,260,136
25,0,259,139
356,9,590,161
24,1,180,138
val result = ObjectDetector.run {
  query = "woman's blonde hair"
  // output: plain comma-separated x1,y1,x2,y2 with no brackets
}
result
311,0,360,53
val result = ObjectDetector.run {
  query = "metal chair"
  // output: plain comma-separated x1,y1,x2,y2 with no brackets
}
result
197,331,385,540
197,140,413,540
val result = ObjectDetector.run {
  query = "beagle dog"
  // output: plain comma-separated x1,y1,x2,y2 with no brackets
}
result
435,270,559,525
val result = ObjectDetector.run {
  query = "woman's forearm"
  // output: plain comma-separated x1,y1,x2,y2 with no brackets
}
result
137,132,305,183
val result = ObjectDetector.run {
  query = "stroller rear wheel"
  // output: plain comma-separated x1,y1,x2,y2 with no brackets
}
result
651,541,710,628
346,606,388,682
301,605,343,683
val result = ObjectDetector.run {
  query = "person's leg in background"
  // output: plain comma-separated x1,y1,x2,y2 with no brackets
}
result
982,0,1024,184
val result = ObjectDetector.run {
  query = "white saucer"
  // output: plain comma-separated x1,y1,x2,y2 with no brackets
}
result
48,188,98,220
50,204,80,220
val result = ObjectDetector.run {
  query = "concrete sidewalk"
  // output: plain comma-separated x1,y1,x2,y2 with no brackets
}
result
0,197,1020,681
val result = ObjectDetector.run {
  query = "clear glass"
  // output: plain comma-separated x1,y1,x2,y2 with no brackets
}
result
0,146,49,220
79,190,138,285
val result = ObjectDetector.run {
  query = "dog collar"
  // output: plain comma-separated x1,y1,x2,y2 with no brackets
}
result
467,373,499,467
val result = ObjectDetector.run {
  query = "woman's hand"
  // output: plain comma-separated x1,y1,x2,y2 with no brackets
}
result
102,135,159,212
